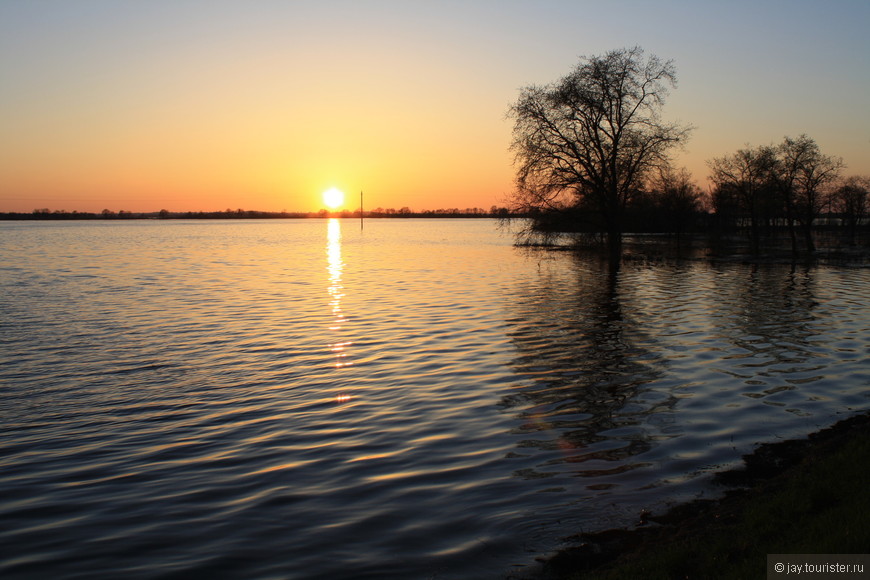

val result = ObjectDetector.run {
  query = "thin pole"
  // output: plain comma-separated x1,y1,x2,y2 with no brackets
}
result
360,190,364,230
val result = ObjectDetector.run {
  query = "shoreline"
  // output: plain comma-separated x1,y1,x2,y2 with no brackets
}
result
517,234,870,267
514,410,870,579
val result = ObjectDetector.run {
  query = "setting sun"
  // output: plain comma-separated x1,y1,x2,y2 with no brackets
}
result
322,188,345,210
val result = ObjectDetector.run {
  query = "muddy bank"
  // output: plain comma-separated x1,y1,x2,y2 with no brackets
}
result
516,411,870,579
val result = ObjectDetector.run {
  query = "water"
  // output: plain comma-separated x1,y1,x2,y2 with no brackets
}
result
1,219,868,579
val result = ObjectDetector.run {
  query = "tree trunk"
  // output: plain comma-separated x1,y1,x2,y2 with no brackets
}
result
803,223,816,254
749,217,761,255
607,227,622,259
785,200,798,256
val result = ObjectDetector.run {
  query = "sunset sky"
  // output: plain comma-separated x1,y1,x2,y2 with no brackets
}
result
1,0,868,213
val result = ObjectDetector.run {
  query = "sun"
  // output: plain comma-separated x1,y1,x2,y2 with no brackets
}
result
322,187,345,210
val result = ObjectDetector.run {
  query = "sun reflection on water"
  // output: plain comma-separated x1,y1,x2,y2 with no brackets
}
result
326,219,352,369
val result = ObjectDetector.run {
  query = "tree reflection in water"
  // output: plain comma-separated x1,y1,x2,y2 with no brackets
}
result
697,264,822,412
502,253,671,483
501,253,840,501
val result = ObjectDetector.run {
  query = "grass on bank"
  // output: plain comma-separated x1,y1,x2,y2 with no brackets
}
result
552,416,870,579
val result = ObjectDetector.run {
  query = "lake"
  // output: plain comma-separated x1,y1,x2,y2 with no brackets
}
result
1,218,868,579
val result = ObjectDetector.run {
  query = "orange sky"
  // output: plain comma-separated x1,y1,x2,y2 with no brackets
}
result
1,1,868,213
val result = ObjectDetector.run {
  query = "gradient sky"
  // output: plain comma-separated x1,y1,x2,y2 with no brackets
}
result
1,0,868,213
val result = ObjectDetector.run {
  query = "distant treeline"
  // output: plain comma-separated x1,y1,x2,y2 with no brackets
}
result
1,206,517,221
519,138,870,256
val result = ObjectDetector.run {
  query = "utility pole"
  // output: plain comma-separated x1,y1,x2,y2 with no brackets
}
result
360,191,364,230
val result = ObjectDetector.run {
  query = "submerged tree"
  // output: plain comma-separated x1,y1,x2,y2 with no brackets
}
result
779,135,844,253
709,136,844,255
833,176,869,246
708,145,780,254
649,165,704,243
508,46,692,252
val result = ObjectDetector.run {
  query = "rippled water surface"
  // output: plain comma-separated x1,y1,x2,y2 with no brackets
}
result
2,219,868,579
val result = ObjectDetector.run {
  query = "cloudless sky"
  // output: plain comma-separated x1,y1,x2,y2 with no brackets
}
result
1,0,868,213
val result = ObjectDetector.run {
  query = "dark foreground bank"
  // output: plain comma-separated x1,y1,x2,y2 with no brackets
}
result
516,411,870,580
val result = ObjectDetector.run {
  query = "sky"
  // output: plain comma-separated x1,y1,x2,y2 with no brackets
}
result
1,0,868,213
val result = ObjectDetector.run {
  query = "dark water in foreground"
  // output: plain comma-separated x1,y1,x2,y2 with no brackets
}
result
1,219,868,579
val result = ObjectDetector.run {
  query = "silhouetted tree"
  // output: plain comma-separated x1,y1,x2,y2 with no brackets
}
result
508,46,692,253
708,145,780,254
833,176,869,246
778,135,843,253
649,166,703,243
710,136,845,255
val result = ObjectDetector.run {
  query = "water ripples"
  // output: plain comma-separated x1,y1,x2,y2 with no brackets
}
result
1,219,868,579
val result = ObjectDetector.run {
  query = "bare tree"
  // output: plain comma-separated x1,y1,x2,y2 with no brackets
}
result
708,145,780,254
508,47,692,252
779,135,844,253
650,165,703,244
833,176,869,246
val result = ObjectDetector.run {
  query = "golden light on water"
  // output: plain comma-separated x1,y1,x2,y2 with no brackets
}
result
326,219,352,370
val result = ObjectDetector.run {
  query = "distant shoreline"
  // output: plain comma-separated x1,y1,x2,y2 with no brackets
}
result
0,209,516,221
